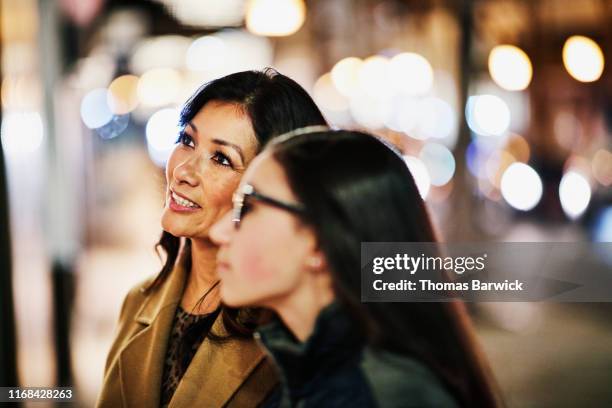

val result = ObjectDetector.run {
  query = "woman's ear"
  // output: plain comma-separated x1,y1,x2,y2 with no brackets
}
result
306,250,327,272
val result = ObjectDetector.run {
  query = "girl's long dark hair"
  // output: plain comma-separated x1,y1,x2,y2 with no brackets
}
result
148,68,327,342
270,130,502,408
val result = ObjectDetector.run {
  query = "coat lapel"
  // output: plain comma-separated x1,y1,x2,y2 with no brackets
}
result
168,313,268,407
118,253,188,407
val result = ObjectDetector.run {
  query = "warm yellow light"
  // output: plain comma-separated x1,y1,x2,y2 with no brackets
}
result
137,68,181,108
562,35,605,82
389,52,434,95
107,75,140,114
358,55,391,98
246,0,306,37
330,57,363,97
313,73,349,112
488,45,532,91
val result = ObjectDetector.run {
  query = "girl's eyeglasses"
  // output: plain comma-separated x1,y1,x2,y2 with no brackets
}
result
231,183,305,229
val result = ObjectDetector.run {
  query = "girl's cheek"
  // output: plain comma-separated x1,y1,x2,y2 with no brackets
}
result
239,247,275,283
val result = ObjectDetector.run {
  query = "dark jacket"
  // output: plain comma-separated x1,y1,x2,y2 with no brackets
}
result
256,302,458,408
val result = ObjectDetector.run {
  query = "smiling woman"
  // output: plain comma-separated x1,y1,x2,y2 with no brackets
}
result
96,69,327,408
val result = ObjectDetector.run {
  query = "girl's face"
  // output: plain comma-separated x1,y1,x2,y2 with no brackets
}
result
161,101,259,240
209,152,325,308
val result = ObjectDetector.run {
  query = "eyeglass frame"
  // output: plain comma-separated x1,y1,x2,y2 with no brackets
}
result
231,183,305,229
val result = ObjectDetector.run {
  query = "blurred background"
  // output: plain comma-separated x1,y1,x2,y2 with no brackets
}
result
0,0,611,406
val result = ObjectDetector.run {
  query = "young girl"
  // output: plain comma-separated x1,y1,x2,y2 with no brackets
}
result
210,129,502,407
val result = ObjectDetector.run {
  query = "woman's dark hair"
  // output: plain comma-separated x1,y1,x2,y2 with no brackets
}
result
148,69,327,342
269,130,502,408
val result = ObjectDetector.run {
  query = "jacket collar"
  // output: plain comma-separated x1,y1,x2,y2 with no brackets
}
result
117,248,271,407
256,302,363,391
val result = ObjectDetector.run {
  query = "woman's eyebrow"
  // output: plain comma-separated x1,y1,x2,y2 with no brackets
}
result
187,122,245,164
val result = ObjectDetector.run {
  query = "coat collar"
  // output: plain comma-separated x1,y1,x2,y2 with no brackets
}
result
117,248,270,407
255,302,363,393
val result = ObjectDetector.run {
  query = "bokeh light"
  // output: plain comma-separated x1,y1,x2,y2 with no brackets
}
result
388,52,434,96
137,68,181,108
592,149,612,186
419,143,455,186
162,0,246,27
246,0,306,37
562,35,605,82
500,163,542,211
130,35,191,74
349,93,391,129
559,171,591,219
488,45,533,91
185,35,226,72
404,156,431,199
466,95,511,136
145,108,181,167
412,97,456,140
81,88,113,129
1,111,44,155
504,133,530,163
330,57,363,97
107,75,140,114
313,73,349,112
358,56,391,99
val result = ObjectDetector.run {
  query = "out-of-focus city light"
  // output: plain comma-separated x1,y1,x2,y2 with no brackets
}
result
137,68,181,108
130,35,191,74
466,140,491,179
504,133,530,163
1,75,42,110
592,149,612,186
349,93,391,129
145,108,181,167
107,75,140,114
466,95,511,136
388,52,434,96
404,156,431,199
185,35,226,72
500,162,543,211
559,171,591,219
419,143,455,186
593,207,612,243
246,0,306,37
160,0,246,27
81,88,113,129
358,56,391,99
384,96,419,133
95,114,130,140
185,30,273,81
313,73,349,112
488,45,532,91
1,111,44,155
331,57,363,97
562,35,605,83
412,97,456,140
486,150,516,188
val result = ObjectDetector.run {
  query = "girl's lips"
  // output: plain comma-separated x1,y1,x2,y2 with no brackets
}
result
169,192,202,212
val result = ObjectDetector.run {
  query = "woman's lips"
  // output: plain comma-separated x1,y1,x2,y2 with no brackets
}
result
169,191,201,212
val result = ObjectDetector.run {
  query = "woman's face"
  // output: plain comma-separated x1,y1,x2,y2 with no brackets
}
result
161,101,259,239
209,152,324,308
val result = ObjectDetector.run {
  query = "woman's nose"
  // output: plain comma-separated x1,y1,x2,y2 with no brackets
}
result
173,158,199,187
210,211,234,246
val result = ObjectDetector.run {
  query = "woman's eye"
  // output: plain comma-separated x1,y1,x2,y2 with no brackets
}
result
211,151,233,168
176,132,195,148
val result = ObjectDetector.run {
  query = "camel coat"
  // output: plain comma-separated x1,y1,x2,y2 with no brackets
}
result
96,253,278,408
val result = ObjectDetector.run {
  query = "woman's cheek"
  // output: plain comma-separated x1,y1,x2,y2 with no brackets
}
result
236,245,276,284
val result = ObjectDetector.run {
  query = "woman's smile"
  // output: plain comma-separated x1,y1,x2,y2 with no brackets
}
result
169,190,202,212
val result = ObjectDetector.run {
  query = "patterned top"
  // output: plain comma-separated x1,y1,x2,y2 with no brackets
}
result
160,306,219,407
